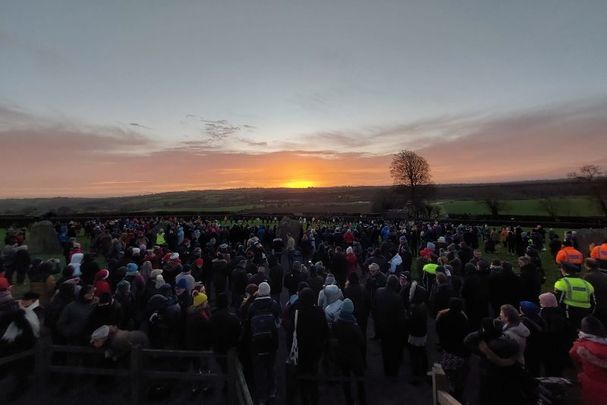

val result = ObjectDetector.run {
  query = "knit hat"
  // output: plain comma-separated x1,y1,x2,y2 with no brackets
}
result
116,280,131,293
150,269,163,280
0,277,10,291
539,292,558,308
257,282,271,297
341,298,354,314
155,275,166,289
520,301,539,316
192,292,208,307
126,263,138,275
95,269,109,281
175,278,188,290
90,325,110,343
194,258,204,267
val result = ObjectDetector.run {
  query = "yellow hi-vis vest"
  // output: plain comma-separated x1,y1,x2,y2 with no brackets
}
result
156,233,166,246
423,263,438,275
554,277,594,309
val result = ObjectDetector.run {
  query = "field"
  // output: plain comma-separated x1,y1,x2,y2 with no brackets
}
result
435,197,602,217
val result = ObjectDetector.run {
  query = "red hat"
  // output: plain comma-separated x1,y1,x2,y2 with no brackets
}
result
194,258,204,267
95,269,110,281
0,277,9,290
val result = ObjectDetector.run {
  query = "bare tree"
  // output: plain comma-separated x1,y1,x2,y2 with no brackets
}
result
568,165,607,217
538,197,560,219
390,150,434,214
483,197,506,217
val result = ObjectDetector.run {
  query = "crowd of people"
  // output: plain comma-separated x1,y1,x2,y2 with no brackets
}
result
0,217,606,404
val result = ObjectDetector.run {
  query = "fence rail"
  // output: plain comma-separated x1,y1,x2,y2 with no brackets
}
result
0,340,253,405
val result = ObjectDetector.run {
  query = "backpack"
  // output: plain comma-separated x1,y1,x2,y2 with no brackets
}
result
250,312,276,344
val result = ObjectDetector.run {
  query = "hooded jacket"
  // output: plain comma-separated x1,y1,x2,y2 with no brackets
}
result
503,322,530,365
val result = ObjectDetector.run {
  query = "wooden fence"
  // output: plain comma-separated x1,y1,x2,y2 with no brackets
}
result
0,340,252,405
429,363,461,405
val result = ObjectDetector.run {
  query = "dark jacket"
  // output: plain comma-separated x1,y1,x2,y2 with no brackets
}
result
436,309,469,356
246,296,281,353
333,317,365,372
343,283,370,329
209,308,242,354
519,263,542,304
294,305,328,372
57,299,96,343
374,280,405,339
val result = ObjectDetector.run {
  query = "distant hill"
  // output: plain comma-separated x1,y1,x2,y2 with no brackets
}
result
0,179,595,216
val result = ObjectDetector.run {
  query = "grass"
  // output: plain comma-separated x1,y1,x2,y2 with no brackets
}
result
435,197,602,217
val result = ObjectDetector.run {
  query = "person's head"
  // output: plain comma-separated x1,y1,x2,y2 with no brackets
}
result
562,240,572,248
175,278,188,295
192,291,208,309
245,283,258,298
518,256,530,267
561,262,581,276
298,287,315,308
257,282,271,297
473,249,482,258
448,297,463,313
539,292,558,308
368,263,380,276
519,301,539,317
500,304,519,325
436,272,448,286
90,325,110,349
20,291,40,308
581,315,607,338
79,285,95,303
480,317,503,341
386,275,400,293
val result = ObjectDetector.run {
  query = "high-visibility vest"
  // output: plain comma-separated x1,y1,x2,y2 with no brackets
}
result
554,277,594,309
423,263,438,275
156,233,166,245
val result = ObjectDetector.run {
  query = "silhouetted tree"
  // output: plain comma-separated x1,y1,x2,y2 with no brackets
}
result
568,165,607,217
483,197,506,217
390,150,434,215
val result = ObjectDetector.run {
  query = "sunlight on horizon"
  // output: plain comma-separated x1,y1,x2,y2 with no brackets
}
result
282,179,317,188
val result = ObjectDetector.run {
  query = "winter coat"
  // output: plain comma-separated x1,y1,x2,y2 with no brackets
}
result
436,309,470,356
333,317,365,372
374,283,405,339
246,296,281,353
57,299,96,343
105,327,149,360
294,305,329,373
503,322,530,365
570,334,607,405
519,263,542,304
185,307,211,350
209,308,242,354
343,283,370,329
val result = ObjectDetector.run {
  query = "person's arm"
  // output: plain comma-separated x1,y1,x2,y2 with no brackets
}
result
479,341,517,367
577,346,607,369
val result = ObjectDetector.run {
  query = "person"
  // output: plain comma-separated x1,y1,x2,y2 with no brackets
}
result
343,272,370,352
430,272,452,316
539,292,571,376
435,297,469,400
292,287,328,405
584,258,607,325
90,324,149,362
365,263,386,339
555,240,584,266
590,239,607,268
333,298,366,405
57,285,97,345
374,275,405,377
569,316,607,405
93,269,112,298
209,293,241,385
518,256,542,304
461,262,490,330
401,272,429,384
519,301,544,376
500,304,530,365
246,282,281,404
554,262,596,329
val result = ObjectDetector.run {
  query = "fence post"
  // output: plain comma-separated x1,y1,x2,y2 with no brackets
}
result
35,337,50,390
130,346,142,405
227,350,237,405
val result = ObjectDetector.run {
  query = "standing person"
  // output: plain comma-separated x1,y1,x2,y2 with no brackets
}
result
267,255,284,304
57,285,97,346
539,292,571,377
555,240,584,266
291,288,328,405
209,293,241,386
519,301,545,376
246,282,281,404
519,256,542,304
569,316,607,405
435,298,469,400
584,258,607,325
461,262,490,330
374,275,405,377
401,272,429,384
590,239,607,268
365,263,386,340
343,272,370,353
333,298,367,405
554,262,596,329
500,304,530,366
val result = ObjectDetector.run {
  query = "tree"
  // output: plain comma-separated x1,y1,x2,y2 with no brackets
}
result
390,150,434,215
538,197,560,219
568,165,607,217
483,197,507,217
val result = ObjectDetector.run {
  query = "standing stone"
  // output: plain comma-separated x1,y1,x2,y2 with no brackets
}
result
574,228,607,256
29,221,62,254
278,216,303,244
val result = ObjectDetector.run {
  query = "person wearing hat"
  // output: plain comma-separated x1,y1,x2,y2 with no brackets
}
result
94,269,112,298
569,315,607,405
538,292,571,377
175,264,195,295
556,240,584,266
554,262,596,329
365,263,386,340
246,282,281,404
185,291,210,350
90,324,149,362
333,297,366,405
590,239,607,268
175,277,193,314
519,301,545,376
584,258,607,326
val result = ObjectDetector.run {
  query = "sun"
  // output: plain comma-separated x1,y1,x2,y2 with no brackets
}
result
282,180,316,188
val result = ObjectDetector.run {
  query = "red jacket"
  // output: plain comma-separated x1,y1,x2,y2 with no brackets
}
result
570,337,607,405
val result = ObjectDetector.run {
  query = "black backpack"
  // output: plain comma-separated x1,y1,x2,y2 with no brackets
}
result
250,312,276,344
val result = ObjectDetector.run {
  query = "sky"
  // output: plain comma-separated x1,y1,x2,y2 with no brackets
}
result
1,1,607,197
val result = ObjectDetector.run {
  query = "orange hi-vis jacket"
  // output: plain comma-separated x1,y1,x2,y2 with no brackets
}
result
591,243,607,262
556,246,584,265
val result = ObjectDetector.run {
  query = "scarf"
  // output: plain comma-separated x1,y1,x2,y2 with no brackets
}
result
1,300,40,343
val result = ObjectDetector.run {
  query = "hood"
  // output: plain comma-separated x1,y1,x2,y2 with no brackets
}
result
324,285,341,305
505,322,530,339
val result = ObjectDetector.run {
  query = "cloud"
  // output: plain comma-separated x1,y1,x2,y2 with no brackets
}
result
129,122,151,130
